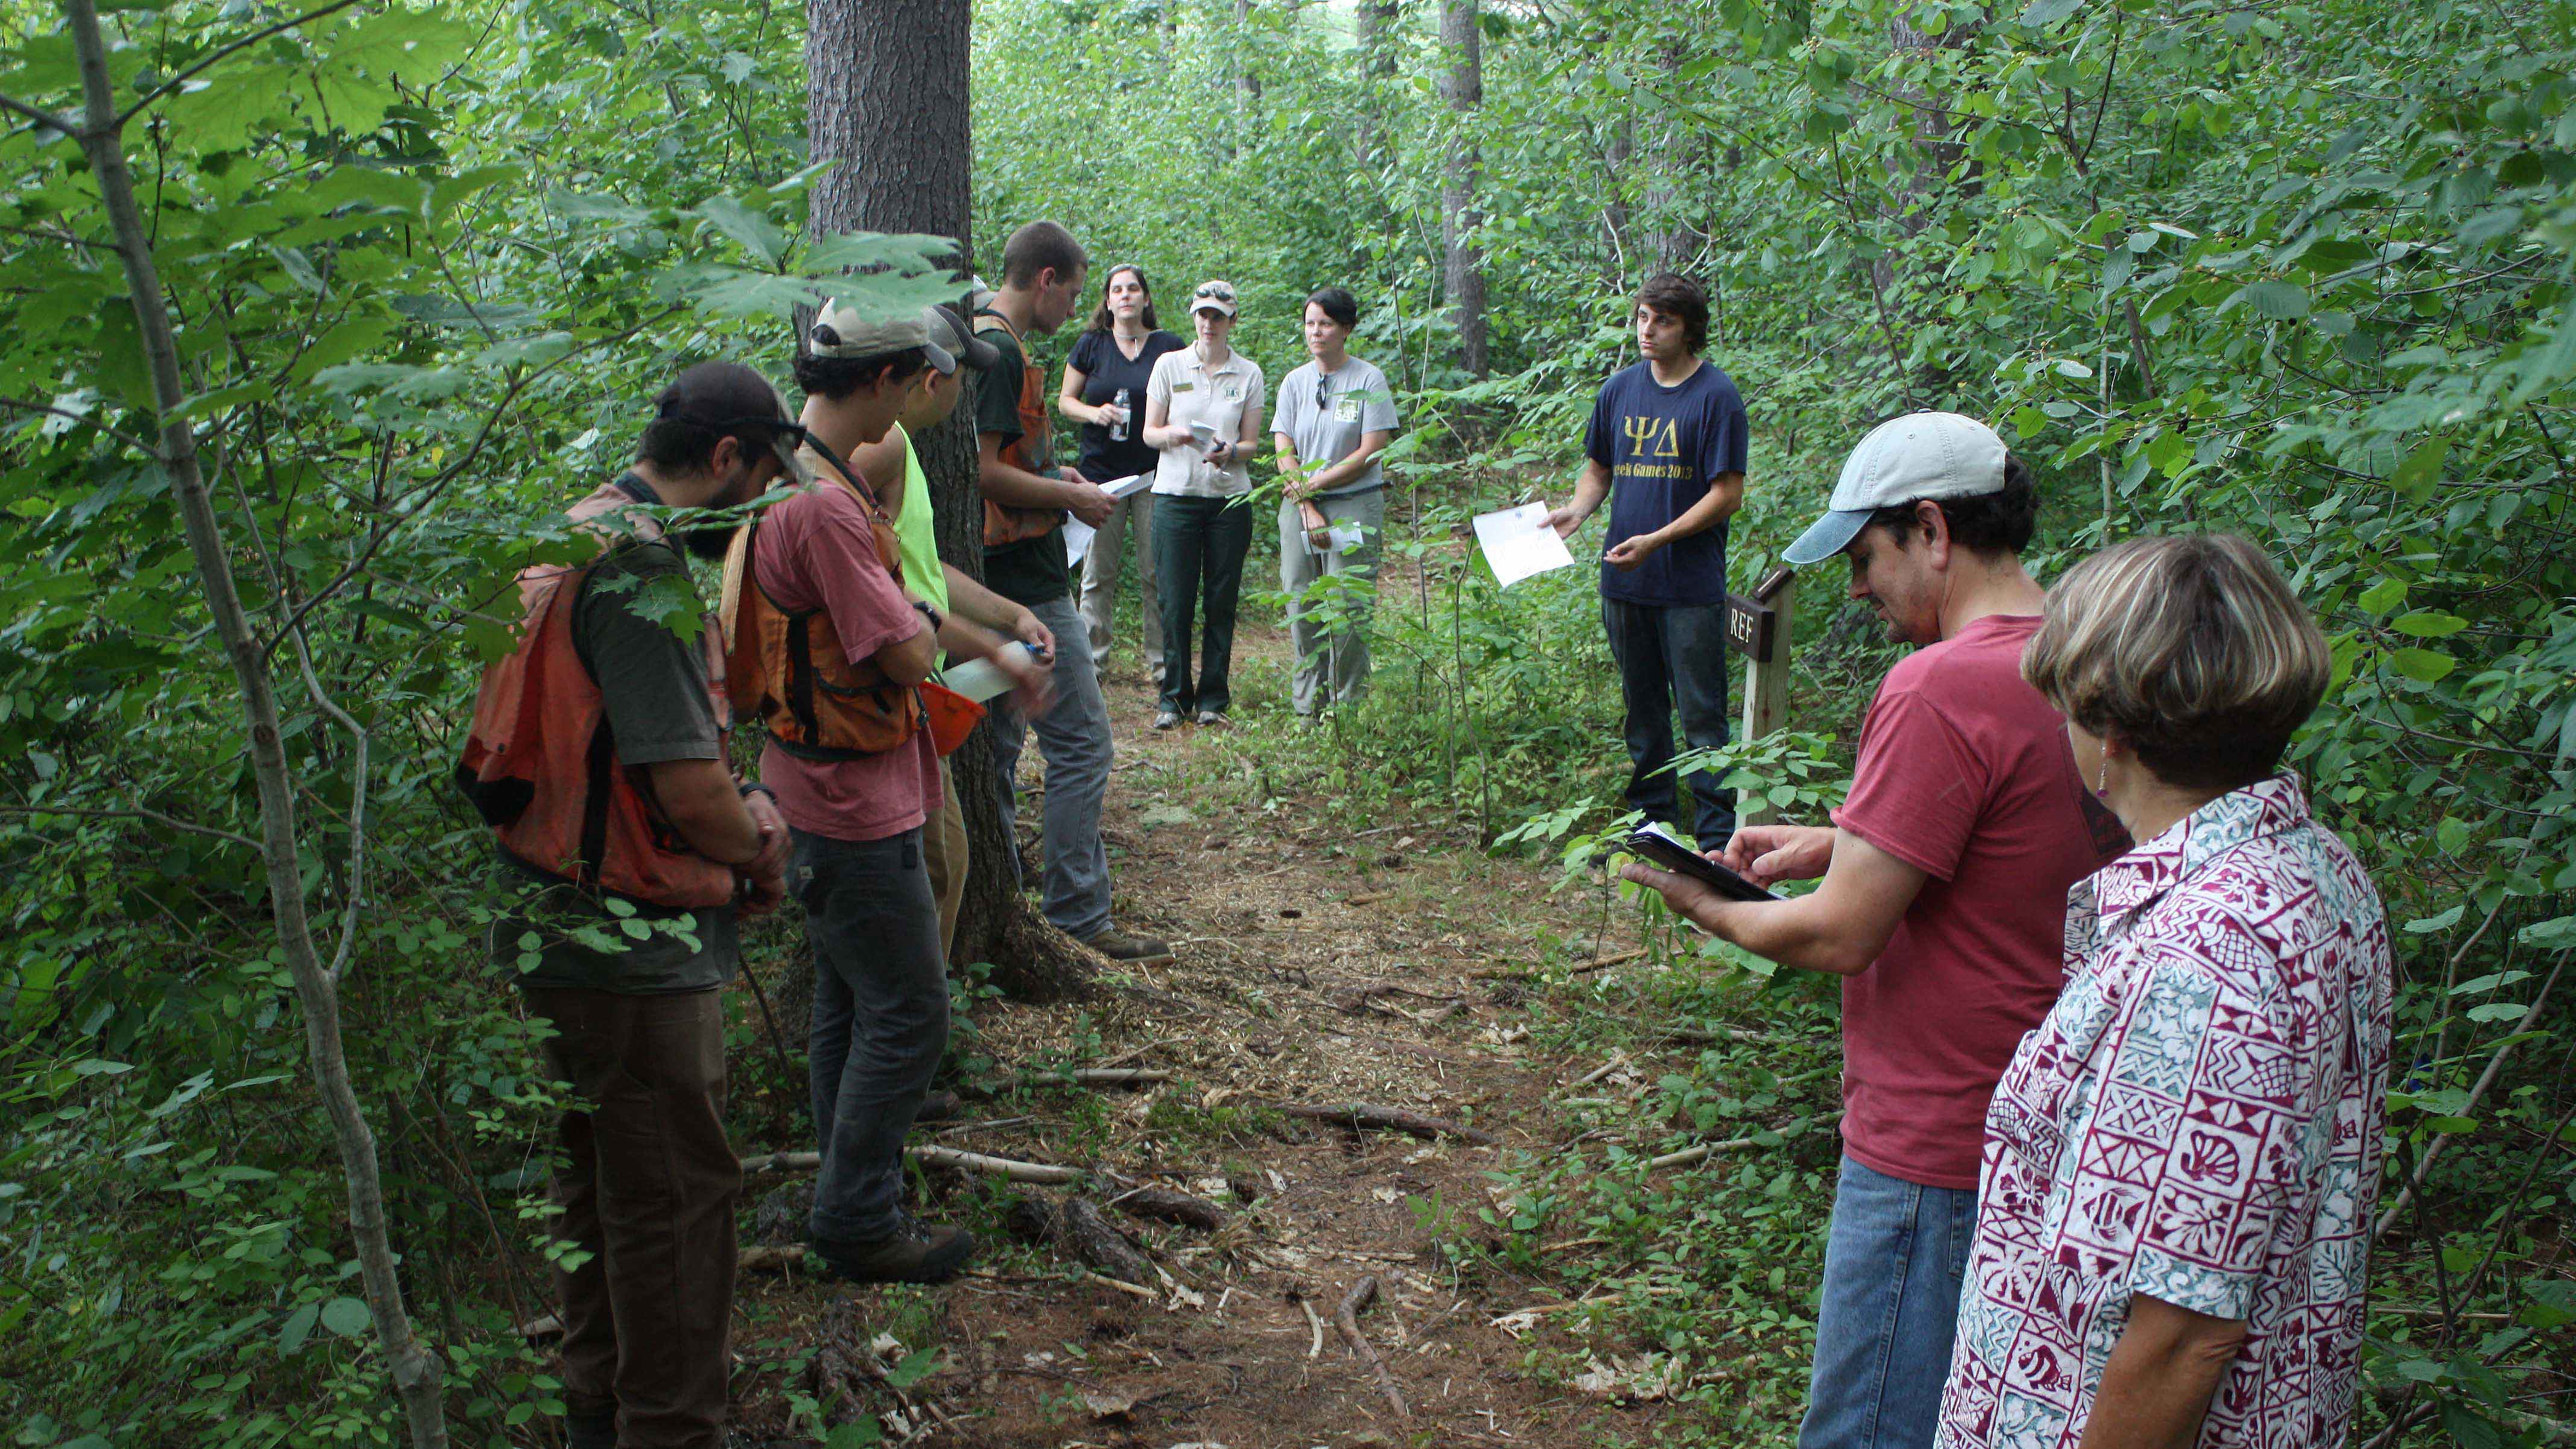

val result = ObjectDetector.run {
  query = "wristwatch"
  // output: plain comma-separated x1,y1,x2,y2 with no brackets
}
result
912,599,944,633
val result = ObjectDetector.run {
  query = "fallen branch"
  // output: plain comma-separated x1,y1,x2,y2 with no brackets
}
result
1335,1275,1409,1419
740,1144,1085,1185
1576,1051,1630,1088
1011,1195,1159,1287
1292,1289,1326,1359
1103,1181,1228,1231
1647,1113,1843,1171
1471,945,1648,980
740,1244,808,1274
1009,1067,1175,1089
1274,1102,1497,1146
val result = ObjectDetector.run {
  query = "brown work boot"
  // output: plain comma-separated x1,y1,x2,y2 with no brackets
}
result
809,1214,978,1284
912,1088,962,1126
1078,924,1173,963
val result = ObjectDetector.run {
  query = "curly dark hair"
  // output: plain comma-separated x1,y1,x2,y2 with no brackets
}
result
792,347,930,402
1866,455,2041,558
1634,273,1709,353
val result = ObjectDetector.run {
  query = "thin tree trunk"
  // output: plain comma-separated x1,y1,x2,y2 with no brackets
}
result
60,1,447,1443
1438,0,1488,377
1644,40,1703,274
806,0,1093,1000
1354,0,1397,171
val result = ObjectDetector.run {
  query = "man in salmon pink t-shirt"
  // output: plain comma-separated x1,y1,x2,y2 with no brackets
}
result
1621,412,2126,1449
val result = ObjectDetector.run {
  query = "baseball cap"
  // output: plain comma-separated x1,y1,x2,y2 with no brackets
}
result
1782,411,2009,566
1190,279,1239,317
809,298,950,372
921,304,999,374
652,361,813,485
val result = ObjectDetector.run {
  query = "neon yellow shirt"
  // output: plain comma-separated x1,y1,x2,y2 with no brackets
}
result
887,422,950,616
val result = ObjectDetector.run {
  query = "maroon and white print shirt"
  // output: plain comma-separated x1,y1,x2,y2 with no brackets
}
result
1936,773,2393,1449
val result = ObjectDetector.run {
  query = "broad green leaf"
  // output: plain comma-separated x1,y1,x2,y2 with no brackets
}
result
318,1296,371,1337
2393,611,2469,639
2388,648,2455,683
2233,280,2312,320
696,198,789,268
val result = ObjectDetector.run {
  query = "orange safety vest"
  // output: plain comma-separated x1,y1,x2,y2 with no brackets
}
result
455,479,739,909
973,306,1064,548
719,459,926,759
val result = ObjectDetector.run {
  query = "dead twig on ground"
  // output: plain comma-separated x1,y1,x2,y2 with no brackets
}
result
1646,1112,1843,1170
1291,1289,1327,1359
1336,1275,1409,1419
1274,1102,1497,1145
740,1144,1084,1185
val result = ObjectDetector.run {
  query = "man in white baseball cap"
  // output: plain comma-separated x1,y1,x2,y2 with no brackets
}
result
1621,410,2127,1449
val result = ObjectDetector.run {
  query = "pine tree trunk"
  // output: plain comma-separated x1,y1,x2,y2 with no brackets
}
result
1438,0,1488,377
806,0,1094,1001
61,1,449,1443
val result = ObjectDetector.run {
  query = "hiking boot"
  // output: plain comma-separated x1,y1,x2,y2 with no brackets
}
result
1152,710,1181,730
1195,709,1228,727
1078,924,1174,963
912,1088,962,1126
809,1215,978,1284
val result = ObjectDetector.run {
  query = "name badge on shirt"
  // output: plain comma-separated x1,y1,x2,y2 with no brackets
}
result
1334,396,1362,424
1172,381,1196,393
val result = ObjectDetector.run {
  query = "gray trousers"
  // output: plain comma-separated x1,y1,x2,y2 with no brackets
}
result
795,826,946,1245
1077,489,1160,670
985,595,1116,939
1278,488,1385,716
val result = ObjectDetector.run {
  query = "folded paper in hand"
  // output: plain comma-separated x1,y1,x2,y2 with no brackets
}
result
1064,478,1152,566
1473,503,1576,588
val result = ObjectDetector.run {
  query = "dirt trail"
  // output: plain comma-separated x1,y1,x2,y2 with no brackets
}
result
731,613,1687,1448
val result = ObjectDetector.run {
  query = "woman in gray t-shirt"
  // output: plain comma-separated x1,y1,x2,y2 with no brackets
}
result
1272,286,1400,717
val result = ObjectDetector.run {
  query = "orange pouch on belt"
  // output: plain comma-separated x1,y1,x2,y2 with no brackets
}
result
919,678,983,758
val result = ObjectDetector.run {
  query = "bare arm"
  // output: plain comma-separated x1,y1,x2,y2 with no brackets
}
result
1547,458,1614,537
1140,381,1185,451
1619,827,1926,976
1292,429,1394,499
1605,470,1744,569
643,757,762,865
2074,1295,2249,1449
1056,360,1108,426
872,619,938,685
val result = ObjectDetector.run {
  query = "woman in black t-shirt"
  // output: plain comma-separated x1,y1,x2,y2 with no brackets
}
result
1059,264,1184,673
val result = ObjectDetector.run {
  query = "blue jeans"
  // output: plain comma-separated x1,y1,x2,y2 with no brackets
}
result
1153,493,1254,716
1600,596,1735,849
984,595,1115,940
795,827,947,1244
1799,1157,1980,1449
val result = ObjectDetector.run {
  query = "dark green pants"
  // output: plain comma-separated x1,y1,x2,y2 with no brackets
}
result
1152,493,1254,715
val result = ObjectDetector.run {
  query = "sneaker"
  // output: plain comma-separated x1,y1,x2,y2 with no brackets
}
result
1152,711,1181,730
1078,924,1175,963
809,1215,978,1284
913,1088,962,1126
1195,709,1227,727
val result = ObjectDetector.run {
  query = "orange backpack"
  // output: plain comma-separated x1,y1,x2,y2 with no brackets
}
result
455,479,739,909
973,307,1065,548
719,462,926,759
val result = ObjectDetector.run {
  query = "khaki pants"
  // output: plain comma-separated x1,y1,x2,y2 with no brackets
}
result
924,757,968,960
525,985,739,1449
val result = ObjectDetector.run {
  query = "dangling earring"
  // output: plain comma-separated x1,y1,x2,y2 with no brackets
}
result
2095,756,2110,798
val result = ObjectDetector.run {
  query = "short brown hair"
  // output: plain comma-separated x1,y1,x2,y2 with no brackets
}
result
2022,534,2331,793
1868,455,2041,558
1635,273,1709,353
1001,221,1088,288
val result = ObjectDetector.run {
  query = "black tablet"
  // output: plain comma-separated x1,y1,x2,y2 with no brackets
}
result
1621,823,1781,903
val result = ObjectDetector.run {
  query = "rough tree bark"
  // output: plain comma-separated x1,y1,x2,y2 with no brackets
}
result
58,1,449,1444
1437,0,1488,377
1354,0,1398,171
1643,39,1705,276
806,0,1094,1000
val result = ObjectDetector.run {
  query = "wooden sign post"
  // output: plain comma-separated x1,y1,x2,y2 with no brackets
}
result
1723,566,1797,827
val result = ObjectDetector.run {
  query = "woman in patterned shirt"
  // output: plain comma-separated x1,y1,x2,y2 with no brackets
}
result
1936,534,2393,1449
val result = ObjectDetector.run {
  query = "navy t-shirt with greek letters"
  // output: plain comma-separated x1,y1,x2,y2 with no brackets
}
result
1580,359,1748,607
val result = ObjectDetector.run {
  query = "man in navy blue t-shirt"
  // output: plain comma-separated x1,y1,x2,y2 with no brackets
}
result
1546,273,1750,848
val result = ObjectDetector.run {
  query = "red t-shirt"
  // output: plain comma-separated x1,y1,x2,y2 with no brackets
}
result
754,482,942,842
1829,613,2128,1190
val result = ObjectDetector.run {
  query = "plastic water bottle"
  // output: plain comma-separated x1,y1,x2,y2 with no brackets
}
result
1108,388,1131,442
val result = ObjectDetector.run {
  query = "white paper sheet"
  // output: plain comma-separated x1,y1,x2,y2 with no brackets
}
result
1064,516,1097,567
1473,502,1576,588
1099,473,1153,499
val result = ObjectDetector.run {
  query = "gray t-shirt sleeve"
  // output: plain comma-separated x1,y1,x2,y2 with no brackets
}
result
1357,359,1399,432
1272,363,1312,443
576,546,722,766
